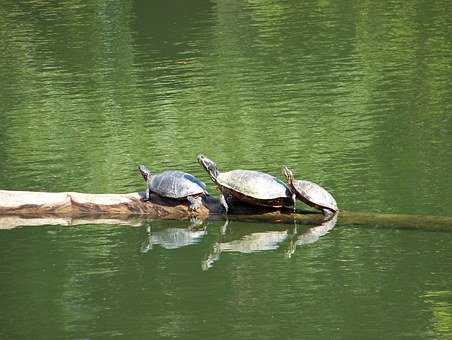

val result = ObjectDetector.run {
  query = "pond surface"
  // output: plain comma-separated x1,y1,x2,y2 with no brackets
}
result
1,0,452,338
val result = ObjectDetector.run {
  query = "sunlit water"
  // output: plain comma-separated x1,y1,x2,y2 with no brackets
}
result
1,0,452,338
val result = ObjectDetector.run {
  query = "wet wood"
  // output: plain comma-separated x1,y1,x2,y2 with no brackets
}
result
1,190,452,231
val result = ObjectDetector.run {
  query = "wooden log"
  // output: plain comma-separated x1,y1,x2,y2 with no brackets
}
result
0,190,213,218
1,190,452,231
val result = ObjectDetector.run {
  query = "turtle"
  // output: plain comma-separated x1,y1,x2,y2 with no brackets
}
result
282,166,338,217
197,154,292,213
138,165,208,212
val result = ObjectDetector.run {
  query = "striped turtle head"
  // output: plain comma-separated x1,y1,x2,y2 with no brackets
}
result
282,166,295,183
197,154,219,181
138,164,152,182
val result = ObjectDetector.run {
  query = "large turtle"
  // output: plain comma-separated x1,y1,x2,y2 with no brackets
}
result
197,154,292,213
282,166,338,217
138,165,208,211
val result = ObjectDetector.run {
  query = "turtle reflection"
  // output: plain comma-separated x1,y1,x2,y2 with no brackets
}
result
141,218,207,253
202,215,337,270
285,214,338,258
202,220,294,270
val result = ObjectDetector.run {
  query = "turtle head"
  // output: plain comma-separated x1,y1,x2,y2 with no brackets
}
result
138,165,152,182
282,166,294,183
197,154,219,180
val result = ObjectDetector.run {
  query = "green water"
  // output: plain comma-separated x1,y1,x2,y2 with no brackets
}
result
1,0,452,338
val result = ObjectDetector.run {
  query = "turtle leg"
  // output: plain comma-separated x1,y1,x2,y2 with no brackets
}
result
187,195,203,212
142,188,150,201
219,193,229,214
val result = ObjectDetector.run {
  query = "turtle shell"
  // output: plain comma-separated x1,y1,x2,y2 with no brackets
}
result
217,170,290,200
291,179,338,212
149,171,207,199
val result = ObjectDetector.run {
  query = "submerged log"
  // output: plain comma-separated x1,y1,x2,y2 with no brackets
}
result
1,190,452,231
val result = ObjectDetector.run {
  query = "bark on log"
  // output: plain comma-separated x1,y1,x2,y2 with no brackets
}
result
1,190,451,231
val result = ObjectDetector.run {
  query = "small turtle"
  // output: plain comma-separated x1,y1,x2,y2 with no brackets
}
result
282,166,338,217
138,165,208,211
197,154,292,213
